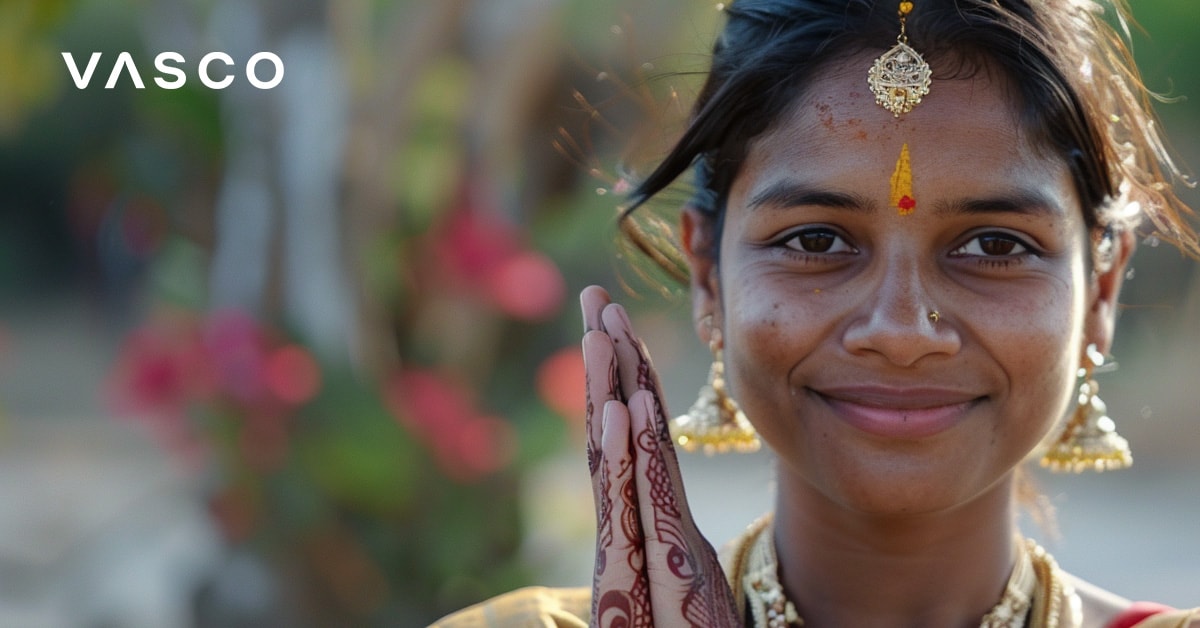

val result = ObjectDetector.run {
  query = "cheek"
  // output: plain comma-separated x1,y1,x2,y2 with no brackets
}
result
720,269,836,413
969,274,1087,436
724,271,825,355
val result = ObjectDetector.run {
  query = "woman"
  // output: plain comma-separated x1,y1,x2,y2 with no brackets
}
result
434,0,1199,626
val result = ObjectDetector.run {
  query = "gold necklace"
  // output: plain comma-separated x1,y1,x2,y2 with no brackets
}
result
736,516,1081,628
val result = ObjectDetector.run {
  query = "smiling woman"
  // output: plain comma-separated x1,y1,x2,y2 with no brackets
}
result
705,57,1092,520
431,1,1199,627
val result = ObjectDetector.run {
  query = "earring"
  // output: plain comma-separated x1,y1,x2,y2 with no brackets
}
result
670,324,761,455
1040,344,1133,473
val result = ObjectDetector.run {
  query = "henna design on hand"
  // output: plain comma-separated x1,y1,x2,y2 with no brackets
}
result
596,572,651,628
595,451,613,577
584,331,621,477
584,290,740,628
590,355,619,475
586,375,599,476
633,383,741,627
594,441,653,628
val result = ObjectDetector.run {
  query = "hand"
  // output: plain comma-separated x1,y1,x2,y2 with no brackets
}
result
580,285,742,628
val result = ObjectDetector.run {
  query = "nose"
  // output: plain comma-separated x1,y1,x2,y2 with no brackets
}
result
841,257,961,367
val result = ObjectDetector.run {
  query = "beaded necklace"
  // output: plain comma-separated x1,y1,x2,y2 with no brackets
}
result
734,516,1081,628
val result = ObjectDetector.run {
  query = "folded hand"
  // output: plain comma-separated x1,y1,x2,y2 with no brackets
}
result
580,285,742,628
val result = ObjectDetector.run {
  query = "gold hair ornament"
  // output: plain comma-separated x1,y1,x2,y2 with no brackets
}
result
670,322,761,455
868,1,932,117
1040,344,1132,473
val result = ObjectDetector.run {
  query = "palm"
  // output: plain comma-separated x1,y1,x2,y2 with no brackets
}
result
581,285,742,628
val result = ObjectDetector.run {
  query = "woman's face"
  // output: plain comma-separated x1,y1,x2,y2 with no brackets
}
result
685,54,1129,516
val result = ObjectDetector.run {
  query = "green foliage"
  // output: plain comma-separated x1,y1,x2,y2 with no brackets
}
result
10,0,718,624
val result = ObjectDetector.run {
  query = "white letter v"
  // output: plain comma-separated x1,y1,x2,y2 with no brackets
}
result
62,52,102,88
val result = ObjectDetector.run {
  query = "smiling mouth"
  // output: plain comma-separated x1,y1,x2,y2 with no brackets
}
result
810,387,984,440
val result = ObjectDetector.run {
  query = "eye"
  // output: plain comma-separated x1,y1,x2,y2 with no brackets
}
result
782,228,855,254
951,233,1031,257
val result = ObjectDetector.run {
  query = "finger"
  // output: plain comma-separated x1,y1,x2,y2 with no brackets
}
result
600,303,676,444
580,285,612,333
583,329,618,485
624,391,691,593
592,400,652,627
630,334,689,498
600,304,693,508
629,390,738,626
600,303,650,403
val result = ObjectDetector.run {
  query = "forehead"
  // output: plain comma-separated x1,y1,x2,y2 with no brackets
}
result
743,51,1055,184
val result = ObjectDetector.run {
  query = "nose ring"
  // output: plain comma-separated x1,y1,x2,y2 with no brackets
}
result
927,310,941,324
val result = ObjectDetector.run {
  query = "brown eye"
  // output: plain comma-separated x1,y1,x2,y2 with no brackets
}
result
785,228,853,254
951,233,1030,257
978,235,1017,255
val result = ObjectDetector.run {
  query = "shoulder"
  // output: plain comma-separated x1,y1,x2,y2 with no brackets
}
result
1069,574,1200,628
428,586,591,628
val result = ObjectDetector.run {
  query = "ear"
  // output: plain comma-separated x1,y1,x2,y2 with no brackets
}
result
1083,228,1135,356
681,206,721,345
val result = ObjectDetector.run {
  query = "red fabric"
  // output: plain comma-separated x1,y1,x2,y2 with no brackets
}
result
1106,602,1175,628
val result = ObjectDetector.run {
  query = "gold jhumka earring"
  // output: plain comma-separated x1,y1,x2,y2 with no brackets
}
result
670,321,761,455
868,1,932,117
1040,344,1133,473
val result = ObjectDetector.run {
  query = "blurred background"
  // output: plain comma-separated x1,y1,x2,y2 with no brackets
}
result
0,0,1196,625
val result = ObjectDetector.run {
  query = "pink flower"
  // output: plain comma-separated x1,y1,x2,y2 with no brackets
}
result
434,210,520,287
106,316,214,464
384,369,517,482
536,346,586,423
384,370,476,436
110,310,326,472
264,344,322,405
486,251,566,321
426,176,566,321
432,414,516,483
203,310,269,403
108,319,210,422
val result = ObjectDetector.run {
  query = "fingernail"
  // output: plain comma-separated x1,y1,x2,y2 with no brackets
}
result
580,286,606,332
602,303,633,340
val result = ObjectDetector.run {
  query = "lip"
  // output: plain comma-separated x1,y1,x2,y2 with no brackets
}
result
812,386,982,440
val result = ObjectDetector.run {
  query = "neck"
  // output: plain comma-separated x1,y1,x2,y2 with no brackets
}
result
772,469,1020,628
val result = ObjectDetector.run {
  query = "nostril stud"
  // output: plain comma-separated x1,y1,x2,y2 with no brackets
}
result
928,310,941,324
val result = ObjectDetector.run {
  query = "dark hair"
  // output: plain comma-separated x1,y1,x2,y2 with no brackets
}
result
620,0,1197,282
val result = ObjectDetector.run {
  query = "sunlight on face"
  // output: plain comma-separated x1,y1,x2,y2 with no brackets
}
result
708,54,1097,515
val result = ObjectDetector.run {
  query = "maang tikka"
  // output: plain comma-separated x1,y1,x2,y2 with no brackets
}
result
1040,344,1133,473
670,319,761,455
868,1,932,116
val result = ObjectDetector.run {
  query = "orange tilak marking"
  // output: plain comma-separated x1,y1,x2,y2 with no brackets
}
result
890,143,915,215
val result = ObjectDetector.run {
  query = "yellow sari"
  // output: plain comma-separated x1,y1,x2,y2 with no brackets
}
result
430,520,1198,628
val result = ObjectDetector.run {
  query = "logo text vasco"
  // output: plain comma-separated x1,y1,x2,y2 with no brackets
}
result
62,52,285,90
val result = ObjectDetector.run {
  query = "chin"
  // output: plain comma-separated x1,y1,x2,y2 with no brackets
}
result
779,438,1019,520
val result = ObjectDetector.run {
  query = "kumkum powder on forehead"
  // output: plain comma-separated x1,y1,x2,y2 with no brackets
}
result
890,143,916,216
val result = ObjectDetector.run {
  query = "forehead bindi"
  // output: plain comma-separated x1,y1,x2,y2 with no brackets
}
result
738,53,1070,210
775,55,1024,149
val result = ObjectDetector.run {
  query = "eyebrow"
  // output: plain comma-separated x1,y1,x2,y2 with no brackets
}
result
746,180,1067,218
745,181,875,213
933,191,1066,218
